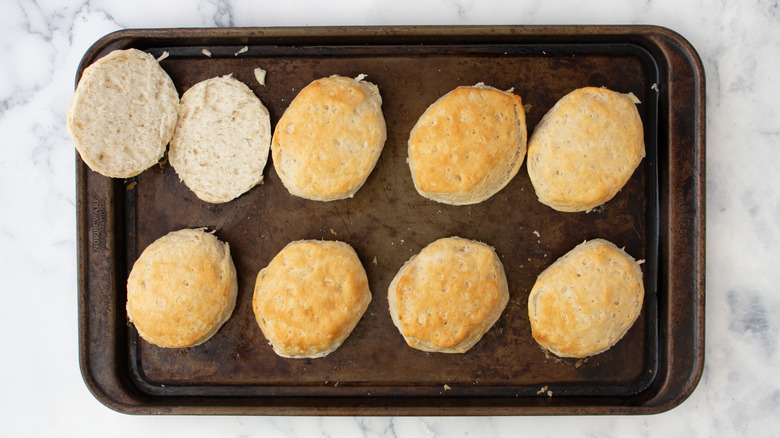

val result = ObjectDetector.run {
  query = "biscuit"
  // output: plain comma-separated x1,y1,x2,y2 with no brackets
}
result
67,48,179,178
527,238,644,358
169,75,271,203
253,240,372,358
526,87,645,212
388,236,509,353
126,229,238,348
271,75,387,201
408,83,527,205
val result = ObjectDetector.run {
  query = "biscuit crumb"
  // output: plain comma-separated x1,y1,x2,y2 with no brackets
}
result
587,204,607,214
443,384,451,391
156,51,169,62
254,68,267,86
546,390,553,397
126,181,137,191
533,230,540,238
651,83,659,92
536,385,548,395
372,256,377,265
201,49,212,57
329,228,337,236
234,45,248,56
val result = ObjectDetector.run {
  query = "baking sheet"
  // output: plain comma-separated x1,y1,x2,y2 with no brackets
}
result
76,25,705,415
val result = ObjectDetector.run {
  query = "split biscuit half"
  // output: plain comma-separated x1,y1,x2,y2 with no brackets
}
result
67,48,179,178
169,75,271,203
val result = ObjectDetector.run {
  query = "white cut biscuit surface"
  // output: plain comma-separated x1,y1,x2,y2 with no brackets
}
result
67,48,179,178
169,75,271,203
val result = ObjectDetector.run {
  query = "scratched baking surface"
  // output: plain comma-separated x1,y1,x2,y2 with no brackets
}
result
117,43,657,397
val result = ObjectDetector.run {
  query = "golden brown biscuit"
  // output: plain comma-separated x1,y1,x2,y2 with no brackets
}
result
388,236,509,353
67,48,179,178
253,240,372,358
271,75,387,201
527,238,644,358
126,229,237,348
526,87,645,212
408,83,527,205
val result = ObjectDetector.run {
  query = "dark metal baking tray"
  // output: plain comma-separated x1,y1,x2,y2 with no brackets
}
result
76,25,704,415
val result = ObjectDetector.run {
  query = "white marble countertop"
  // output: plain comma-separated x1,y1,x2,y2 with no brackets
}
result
1,0,778,436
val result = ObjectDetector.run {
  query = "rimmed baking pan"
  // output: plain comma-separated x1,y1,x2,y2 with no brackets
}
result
76,25,704,415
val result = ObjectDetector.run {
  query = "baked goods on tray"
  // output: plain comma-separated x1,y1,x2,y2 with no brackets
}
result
126,228,238,348
388,236,509,353
253,240,372,358
271,75,387,201
527,87,645,212
527,238,644,358
408,83,527,205
169,75,271,203
67,48,179,178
